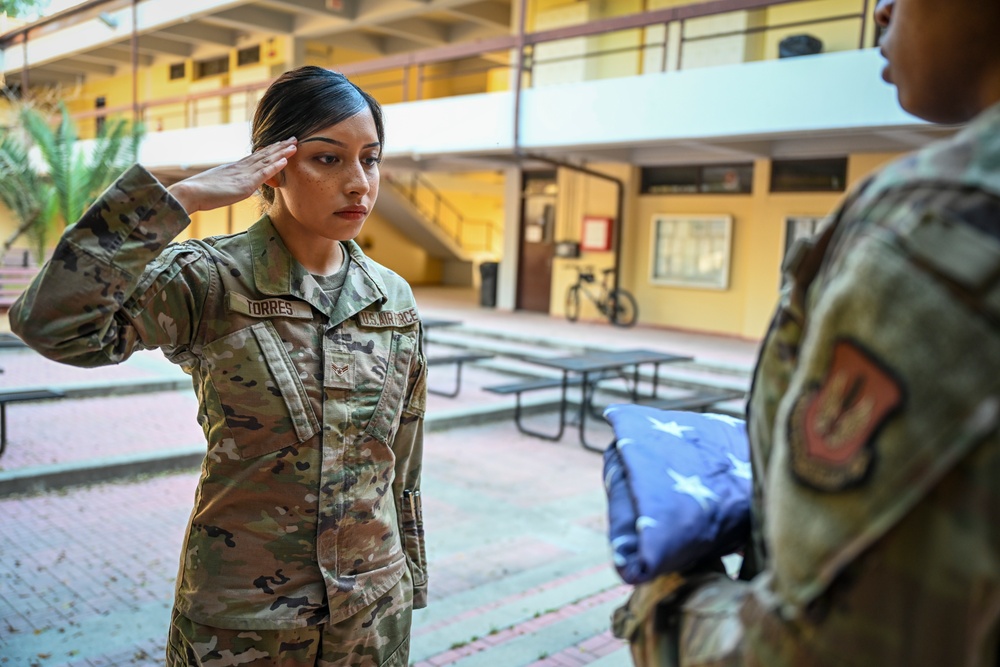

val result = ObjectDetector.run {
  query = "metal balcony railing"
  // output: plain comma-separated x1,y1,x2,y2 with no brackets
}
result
0,0,876,136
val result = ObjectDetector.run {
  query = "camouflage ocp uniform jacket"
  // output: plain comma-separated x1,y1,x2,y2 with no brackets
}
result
615,103,1000,665
10,165,428,631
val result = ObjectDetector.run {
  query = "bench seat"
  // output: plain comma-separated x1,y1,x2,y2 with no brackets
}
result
427,352,494,367
0,388,67,455
641,388,746,413
482,376,584,395
426,351,495,397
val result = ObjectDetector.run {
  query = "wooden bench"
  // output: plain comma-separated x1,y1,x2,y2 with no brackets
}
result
0,388,67,457
426,352,494,397
0,266,41,310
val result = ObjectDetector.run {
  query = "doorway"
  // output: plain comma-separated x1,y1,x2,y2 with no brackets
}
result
516,171,558,313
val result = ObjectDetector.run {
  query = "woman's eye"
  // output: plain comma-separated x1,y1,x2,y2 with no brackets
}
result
317,155,338,165
364,156,381,167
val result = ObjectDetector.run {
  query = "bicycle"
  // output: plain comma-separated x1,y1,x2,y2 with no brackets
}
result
565,265,638,327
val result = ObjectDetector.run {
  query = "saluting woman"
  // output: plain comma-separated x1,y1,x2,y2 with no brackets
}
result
11,66,428,667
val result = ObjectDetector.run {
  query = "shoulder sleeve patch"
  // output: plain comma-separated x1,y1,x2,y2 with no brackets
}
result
788,339,904,492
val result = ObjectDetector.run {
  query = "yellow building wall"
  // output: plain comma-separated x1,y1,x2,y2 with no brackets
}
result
431,191,505,254
362,212,444,285
145,61,195,134
64,69,153,138
629,173,759,337
761,0,868,61
549,163,629,320
620,151,899,340
736,160,841,337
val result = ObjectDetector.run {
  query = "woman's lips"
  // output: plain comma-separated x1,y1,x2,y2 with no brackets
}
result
880,49,892,84
335,208,367,221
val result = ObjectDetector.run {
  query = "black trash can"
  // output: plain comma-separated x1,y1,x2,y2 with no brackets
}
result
779,34,823,58
479,262,499,308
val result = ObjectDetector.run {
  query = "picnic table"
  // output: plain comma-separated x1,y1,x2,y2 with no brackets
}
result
422,318,463,330
421,318,494,397
485,348,696,452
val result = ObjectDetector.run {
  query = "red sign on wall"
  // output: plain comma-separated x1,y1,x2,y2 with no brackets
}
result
580,216,613,251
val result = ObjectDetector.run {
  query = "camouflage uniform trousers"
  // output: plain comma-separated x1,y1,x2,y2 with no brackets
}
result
166,569,413,667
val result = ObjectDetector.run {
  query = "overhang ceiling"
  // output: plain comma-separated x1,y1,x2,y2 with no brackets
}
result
2,0,513,86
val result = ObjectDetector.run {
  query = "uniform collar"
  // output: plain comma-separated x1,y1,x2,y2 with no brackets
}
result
247,215,389,322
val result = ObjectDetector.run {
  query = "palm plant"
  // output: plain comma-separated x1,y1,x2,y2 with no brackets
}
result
1,0,49,19
0,102,141,263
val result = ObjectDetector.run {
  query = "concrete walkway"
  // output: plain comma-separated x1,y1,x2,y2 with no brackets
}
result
0,288,762,667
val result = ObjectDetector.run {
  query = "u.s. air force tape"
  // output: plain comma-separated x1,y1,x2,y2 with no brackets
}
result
356,308,420,327
227,292,313,319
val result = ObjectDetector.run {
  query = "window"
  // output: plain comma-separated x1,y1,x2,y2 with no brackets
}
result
237,45,261,67
195,55,229,79
770,158,848,192
95,96,106,134
169,62,186,80
650,214,733,290
522,171,557,244
784,215,832,259
641,164,753,195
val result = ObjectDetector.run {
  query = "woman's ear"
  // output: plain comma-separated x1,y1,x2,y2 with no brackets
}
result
264,172,283,189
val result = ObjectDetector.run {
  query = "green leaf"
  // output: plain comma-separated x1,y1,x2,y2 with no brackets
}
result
2,100,142,259
0,0,49,20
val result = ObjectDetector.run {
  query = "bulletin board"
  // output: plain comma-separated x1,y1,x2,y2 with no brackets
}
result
580,216,614,251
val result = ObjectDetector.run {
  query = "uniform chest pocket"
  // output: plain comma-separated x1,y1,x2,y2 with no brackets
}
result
358,331,417,445
204,321,319,459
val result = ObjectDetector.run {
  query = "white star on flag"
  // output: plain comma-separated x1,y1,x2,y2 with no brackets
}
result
604,460,621,492
704,413,745,427
668,468,719,510
727,453,752,480
636,516,658,531
648,418,694,438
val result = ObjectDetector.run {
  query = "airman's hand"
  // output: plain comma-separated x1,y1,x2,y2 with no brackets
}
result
167,138,297,214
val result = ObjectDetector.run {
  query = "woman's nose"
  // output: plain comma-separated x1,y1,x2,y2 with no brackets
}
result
344,161,370,195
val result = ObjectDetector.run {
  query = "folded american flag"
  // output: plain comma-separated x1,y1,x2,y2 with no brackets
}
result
602,404,752,585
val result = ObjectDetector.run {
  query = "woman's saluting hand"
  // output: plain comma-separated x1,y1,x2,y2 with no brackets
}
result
167,138,298,214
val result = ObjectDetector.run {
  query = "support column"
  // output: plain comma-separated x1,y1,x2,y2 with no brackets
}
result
131,0,139,123
284,36,308,70
496,166,522,311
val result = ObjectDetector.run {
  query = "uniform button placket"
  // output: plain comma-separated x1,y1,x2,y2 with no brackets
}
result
318,325,352,602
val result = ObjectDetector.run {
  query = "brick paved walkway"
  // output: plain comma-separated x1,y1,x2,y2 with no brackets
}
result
1,419,632,667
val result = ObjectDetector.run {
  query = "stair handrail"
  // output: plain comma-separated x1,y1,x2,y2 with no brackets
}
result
385,172,499,255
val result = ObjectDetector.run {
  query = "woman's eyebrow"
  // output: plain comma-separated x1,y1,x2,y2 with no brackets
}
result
299,137,381,149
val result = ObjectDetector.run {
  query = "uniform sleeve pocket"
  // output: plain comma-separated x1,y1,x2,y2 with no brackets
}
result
365,331,416,444
400,489,428,590
203,321,319,459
